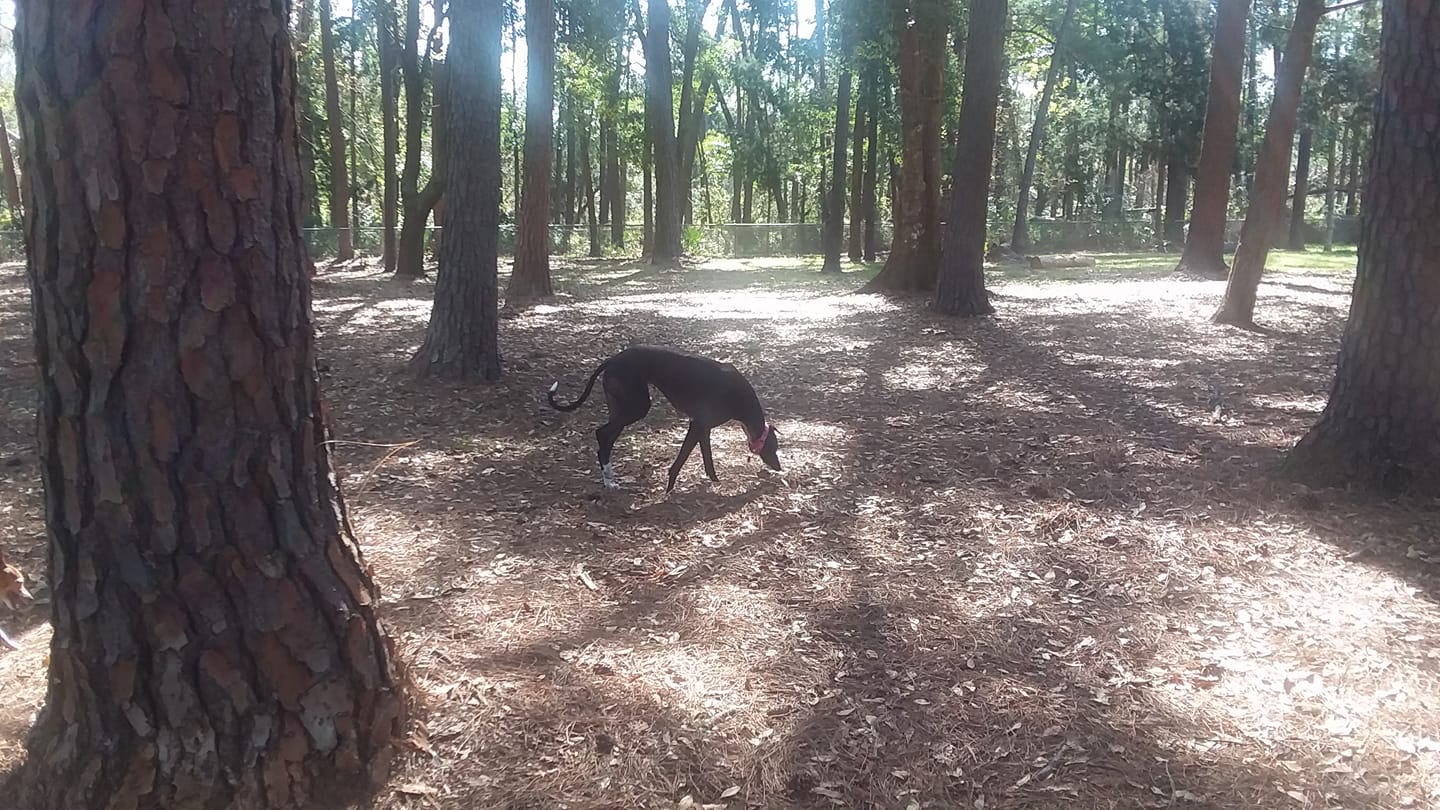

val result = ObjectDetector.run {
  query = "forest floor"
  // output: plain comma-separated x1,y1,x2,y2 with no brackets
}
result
3,249,1440,809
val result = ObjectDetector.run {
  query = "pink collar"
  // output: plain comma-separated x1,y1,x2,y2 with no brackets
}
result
749,423,771,454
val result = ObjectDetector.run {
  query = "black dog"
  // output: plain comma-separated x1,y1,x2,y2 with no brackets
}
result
549,346,782,491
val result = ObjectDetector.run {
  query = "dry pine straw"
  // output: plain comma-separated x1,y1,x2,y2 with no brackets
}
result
1,257,1439,809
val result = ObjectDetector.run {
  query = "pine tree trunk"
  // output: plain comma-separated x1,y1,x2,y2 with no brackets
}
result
1163,157,1188,245
676,0,716,227
1287,126,1312,250
0,105,21,221
933,0,1006,317
1013,0,1078,253
1285,0,1440,494
319,0,353,261
646,0,684,261
508,0,556,304
607,37,626,248
413,3,502,382
863,5,947,293
1323,126,1337,252
1213,0,1323,327
380,4,401,273
582,114,602,258
397,62,447,280
847,66,869,262
862,73,881,261
395,0,433,278
1343,121,1360,215
823,58,853,274
10,1,407,805
1174,0,1252,278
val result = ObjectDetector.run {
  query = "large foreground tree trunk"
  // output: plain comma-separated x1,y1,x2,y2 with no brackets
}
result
1284,0,1440,495
933,0,1007,316
9,0,408,806
1173,0,1252,278
1012,0,1078,254
508,0,557,305
862,3,947,293
413,0,503,382
319,0,354,261
646,0,684,261
1213,0,1323,327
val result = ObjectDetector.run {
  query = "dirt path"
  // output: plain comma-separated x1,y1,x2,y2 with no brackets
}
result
2,255,1438,809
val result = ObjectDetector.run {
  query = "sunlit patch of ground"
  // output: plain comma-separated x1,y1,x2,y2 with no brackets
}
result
3,250,1440,809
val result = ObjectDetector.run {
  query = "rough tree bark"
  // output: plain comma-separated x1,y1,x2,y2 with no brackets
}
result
933,0,1007,316
319,0,353,261
646,0,684,261
1163,156,1188,244
1213,0,1323,327
1284,0,1440,494
1012,0,1078,253
508,0,557,304
413,0,503,382
1287,126,1313,250
380,3,401,272
862,2,947,293
1173,0,1252,278
9,0,408,806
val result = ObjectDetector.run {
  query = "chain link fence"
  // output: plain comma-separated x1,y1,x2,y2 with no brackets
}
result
0,215,1360,266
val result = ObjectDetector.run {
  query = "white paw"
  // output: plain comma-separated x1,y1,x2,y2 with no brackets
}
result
601,464,619,490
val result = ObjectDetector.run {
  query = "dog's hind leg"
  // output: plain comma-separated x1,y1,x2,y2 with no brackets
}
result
596,375,650,489
666,423,704,493
698,430,720,482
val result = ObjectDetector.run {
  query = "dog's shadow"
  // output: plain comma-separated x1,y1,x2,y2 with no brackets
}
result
600,477,777,526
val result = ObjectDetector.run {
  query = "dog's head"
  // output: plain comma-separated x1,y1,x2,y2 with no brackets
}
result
750,423,781,471
0,554,32,611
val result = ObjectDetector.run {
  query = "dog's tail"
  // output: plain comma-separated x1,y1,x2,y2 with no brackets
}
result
548,360,609,412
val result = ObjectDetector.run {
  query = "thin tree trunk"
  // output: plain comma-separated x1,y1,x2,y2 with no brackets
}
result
1154,159,1167,247
10,1,407,805
380,2,401,272
1214,0,1324,327
1284,0,1440,494
1323,125,1337,252
396,0,432,278
676,0,717,226
1012,0,1078,253
319,0,353,260
823,14,854,275
933,0,1006,316
509,0,556,304
862,69,881,261
1174,0,1253,278
1287,126,1313,250
1344,121,1360,215
1164,156,1188,244
848,65,869,262
413,0,503,382
582,113,602,258
398,62,447,280
0,105,20,221
647,0,684,261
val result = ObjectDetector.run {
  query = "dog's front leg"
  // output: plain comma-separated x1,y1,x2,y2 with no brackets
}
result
667,424,703,493
698,430,720,482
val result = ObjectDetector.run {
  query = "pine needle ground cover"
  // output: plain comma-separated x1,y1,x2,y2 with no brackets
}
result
2,251,1437,809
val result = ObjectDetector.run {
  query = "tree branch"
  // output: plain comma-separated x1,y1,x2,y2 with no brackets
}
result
1323,0,1375,14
